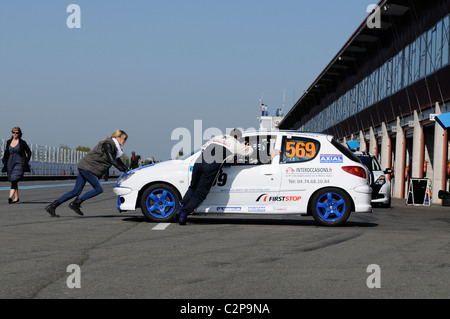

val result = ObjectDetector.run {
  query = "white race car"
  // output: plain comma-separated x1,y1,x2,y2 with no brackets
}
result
353,151,392,208
114,131,373,226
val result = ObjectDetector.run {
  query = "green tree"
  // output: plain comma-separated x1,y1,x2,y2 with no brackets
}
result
59,144,71,150
76,146,91,152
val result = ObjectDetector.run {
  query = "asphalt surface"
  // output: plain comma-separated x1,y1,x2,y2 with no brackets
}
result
0,179,449,299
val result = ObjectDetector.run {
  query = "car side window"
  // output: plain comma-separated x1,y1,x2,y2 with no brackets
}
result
234,135,277,165
280,136,320,163
371,157,381,171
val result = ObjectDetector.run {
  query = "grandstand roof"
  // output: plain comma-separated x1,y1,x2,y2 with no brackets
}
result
279,0,450,134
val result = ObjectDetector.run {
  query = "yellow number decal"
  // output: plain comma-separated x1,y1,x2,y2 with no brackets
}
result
297,142,306,158
285,141,317,159
305,142,316,158
286,141,296,157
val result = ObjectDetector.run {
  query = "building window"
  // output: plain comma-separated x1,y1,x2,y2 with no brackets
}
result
442,16,449,67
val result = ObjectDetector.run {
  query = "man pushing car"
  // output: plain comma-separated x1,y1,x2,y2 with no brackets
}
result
177,128,253,225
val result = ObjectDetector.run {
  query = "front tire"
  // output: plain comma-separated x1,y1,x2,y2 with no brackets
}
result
309,188,351,226
140,184,180,222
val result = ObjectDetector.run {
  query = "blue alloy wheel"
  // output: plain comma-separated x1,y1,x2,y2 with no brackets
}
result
310,188,351,226
146,189,175,218
140,184,180,222
316,192,346,221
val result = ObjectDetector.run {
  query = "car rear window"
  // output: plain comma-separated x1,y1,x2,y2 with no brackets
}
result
357,155,372,169
331,139,361,163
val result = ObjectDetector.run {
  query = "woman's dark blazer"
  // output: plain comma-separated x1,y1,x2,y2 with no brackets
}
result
1,139,32,173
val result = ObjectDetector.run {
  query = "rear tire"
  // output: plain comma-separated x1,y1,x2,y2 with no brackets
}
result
140,184,180,222
309,188,351,226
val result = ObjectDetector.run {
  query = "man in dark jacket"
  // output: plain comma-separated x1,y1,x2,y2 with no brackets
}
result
178,129,253,225
129,152,141,169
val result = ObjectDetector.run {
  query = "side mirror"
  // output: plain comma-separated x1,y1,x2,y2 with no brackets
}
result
384,168,393,174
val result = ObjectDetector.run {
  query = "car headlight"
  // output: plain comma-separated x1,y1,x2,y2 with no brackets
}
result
117,171,135,185
374,175,386,185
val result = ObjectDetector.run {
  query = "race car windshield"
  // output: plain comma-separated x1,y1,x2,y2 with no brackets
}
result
179,149,201,160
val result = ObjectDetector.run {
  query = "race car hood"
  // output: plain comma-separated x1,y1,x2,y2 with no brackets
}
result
115,159,190,190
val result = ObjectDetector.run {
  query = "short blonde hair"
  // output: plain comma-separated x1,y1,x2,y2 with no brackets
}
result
111,129,128,140
101,129,128,143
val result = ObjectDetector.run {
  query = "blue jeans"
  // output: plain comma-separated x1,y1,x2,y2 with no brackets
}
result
56,169,103,203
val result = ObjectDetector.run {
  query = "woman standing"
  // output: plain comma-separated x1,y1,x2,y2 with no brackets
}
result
1,127,32,204
45,129,129,217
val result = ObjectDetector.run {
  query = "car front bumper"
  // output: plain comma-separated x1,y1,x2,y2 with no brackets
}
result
113,186,138,211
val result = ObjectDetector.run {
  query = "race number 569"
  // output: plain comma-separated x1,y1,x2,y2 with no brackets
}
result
285,141,316,159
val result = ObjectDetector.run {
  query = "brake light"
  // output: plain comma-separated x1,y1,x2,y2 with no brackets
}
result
342,166,367,179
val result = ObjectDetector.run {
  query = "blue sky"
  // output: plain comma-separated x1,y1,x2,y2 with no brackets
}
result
0,0,375,161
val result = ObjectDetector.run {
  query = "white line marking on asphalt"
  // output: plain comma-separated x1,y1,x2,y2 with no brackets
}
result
152,223,171,230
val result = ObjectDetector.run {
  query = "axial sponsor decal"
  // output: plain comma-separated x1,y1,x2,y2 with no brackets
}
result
320,154,343,163
256,194,301,202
